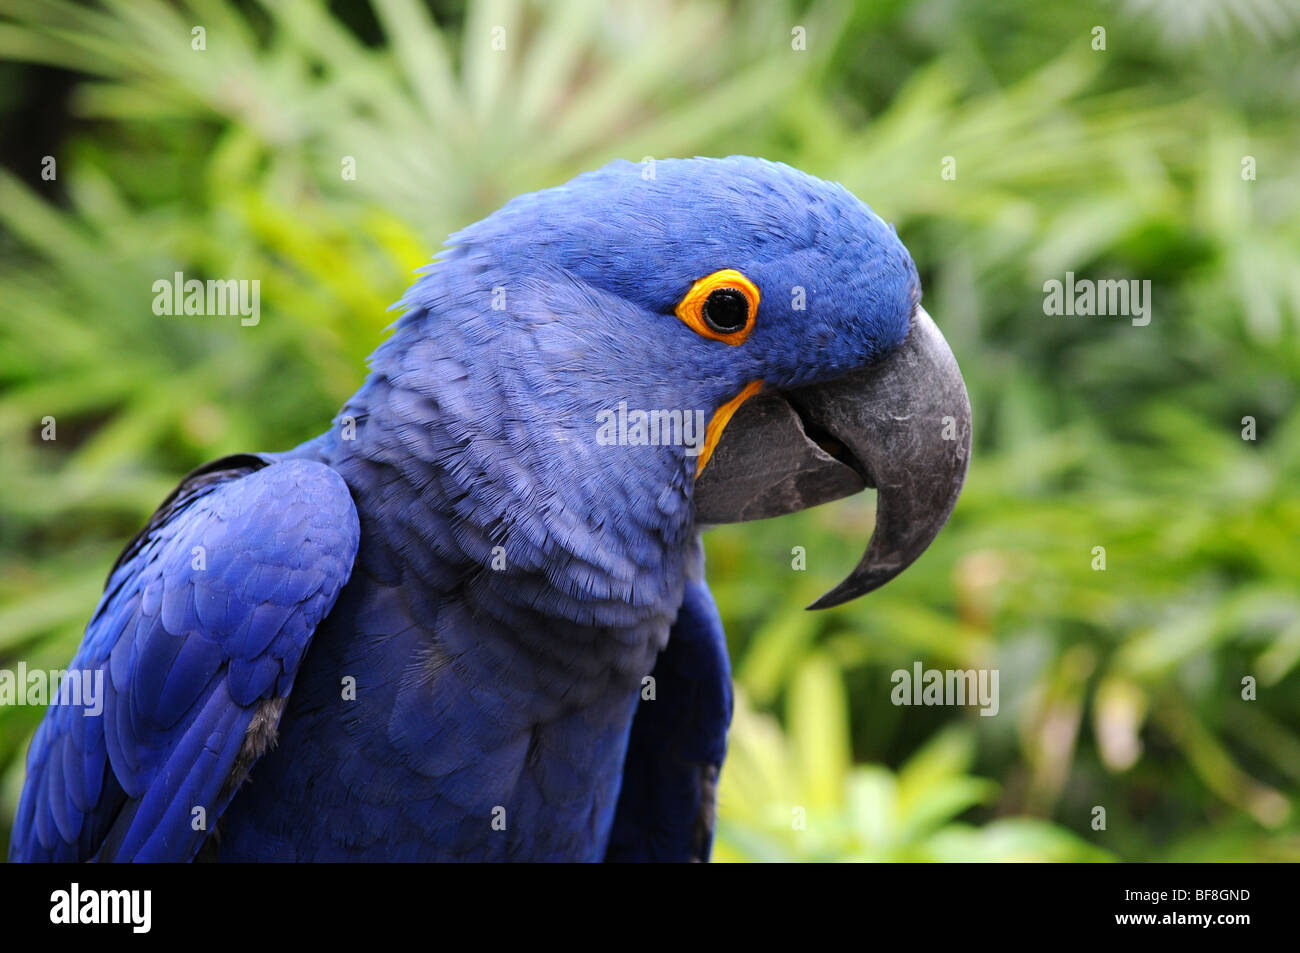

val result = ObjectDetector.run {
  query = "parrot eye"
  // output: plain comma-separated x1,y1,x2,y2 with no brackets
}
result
702,289,749,333
675,268,760,345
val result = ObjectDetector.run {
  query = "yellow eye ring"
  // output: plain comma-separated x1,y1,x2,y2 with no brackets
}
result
675,269,760,345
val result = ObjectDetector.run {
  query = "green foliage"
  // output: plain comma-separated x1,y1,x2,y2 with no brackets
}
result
716,662,1113,861
1,0,1297,861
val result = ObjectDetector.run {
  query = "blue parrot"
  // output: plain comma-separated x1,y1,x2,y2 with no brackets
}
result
10,156,969,862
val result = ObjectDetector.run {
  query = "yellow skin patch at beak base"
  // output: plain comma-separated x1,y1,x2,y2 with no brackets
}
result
695,379,764,477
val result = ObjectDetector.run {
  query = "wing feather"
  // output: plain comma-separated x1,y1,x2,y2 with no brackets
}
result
9,456,359,862
604,566,733,862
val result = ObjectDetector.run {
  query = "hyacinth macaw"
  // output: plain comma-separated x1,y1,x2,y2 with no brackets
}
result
10,156,969,862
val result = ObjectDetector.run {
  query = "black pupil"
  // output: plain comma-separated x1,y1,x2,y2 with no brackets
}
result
702,288,749,333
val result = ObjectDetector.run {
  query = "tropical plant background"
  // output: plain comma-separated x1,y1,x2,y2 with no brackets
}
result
1,0,1298,862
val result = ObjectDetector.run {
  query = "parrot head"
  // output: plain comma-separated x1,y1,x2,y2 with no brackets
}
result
395,156,970,608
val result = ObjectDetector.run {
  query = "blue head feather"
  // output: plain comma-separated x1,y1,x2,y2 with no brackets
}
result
392,155,918,403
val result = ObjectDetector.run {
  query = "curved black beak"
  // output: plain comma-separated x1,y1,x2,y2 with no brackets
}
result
693,307,971,609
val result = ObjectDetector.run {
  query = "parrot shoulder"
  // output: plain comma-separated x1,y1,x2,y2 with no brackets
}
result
9,454,359,862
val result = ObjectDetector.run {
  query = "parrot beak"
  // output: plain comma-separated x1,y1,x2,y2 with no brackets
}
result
693,306,971,609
